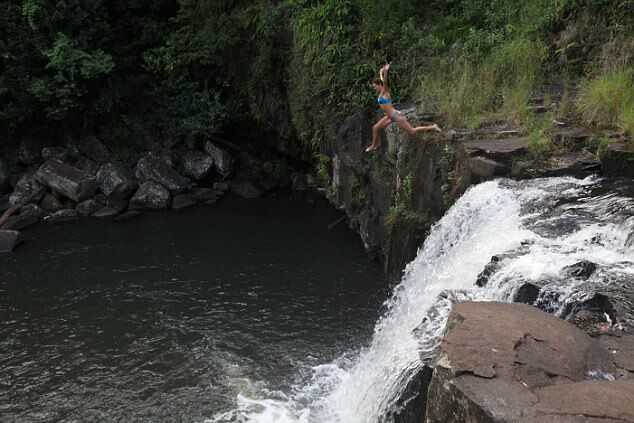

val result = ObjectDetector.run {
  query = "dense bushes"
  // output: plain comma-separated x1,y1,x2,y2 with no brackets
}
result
1,0,632,156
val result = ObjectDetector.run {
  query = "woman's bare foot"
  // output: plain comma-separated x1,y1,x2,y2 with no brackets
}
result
365,145,378,152
431,124,442,132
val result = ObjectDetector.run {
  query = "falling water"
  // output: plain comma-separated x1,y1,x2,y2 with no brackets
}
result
215,175,633,422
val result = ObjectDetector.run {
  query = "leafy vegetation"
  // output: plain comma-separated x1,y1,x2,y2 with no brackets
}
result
1,0,632,154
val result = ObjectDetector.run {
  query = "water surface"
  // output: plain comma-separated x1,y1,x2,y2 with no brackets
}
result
0,193,387,422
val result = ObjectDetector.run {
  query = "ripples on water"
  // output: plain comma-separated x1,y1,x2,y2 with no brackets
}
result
0,194,387,422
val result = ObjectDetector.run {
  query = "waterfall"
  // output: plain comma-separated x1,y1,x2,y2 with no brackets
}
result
210,176,633,423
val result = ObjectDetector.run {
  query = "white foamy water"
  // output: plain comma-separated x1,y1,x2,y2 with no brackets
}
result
210,176,634,423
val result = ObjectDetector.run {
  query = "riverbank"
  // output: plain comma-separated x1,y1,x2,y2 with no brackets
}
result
0,134,324,254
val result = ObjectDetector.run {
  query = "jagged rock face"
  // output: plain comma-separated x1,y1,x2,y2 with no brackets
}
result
135,153,189,194
0,159,11,194
0,230,23,253
129,181,171,210
426,301,634,422
8,168,44,206
96,163,138,198
181,151,214,181
325,108,451,279
204,142,235,179
35,160,97,203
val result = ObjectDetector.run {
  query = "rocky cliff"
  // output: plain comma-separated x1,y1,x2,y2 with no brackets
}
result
322,105,632,281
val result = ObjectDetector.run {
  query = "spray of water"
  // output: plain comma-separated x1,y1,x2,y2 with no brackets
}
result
210,176,633,423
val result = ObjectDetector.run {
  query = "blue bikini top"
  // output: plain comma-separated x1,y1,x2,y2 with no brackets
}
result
377,95,392,105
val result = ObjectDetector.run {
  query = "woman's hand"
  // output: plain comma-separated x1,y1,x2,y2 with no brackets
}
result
383,61,392,70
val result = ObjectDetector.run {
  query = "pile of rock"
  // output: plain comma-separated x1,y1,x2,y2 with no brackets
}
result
0,135,304,253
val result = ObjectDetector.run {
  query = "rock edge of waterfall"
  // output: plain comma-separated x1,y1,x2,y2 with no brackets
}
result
411,301,634,423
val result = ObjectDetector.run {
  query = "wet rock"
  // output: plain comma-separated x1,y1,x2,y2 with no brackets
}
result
96,163,138,198
475,256,502,287
20,204,47,219
601,143,634,178
76,197,105,216
129,181,171,210
1,213,38,231
383,365,434,423
9,169,45,206
75,157,99,176
40,194,63,212
467,157,510,178
35,161,97,202
172,194,197,210
426,301,631,423
513,282,541,305
135,153,189,194
92,207,118,219
78,135,110,164
47,209,79,224
41,146,68,163
0,159,10,194
538,151,602,178
0,230,23,253
462,137,529,162
180,151,214,181
117,210,141,221
227,179,264,199
192,187,220,203
212,182,229,192
563,260,597,280
204,142,234,178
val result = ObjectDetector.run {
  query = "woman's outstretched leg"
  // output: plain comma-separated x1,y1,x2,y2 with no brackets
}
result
366,115,391,152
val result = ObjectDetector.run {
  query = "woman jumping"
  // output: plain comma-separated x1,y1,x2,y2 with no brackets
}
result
365,62,441,152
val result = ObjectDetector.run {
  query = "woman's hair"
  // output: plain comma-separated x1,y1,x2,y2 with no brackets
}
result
372,78,383,86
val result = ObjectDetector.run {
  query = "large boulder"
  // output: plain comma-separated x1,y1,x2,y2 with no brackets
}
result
74,157,99,176
135,153,189,194
78,135,110,164
601,143,634,178
227,179,264,199
35,160,97,202
172,194,197,210
0,159,10,193
96,163,138,198
204,142,235,178
426,302,633,422
46,209,79,224
8,169,45,206
180,151,214,181
129,181,171,210
0,230,23,253
1,213,38,231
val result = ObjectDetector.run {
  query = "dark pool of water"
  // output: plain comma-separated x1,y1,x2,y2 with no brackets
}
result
0,193,387,422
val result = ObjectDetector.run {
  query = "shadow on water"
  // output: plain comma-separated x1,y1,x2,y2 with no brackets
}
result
0,192,388,422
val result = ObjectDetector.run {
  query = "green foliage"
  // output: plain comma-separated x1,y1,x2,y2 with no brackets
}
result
577,68,634,135
527,127,552,159
314,153,331,189
30,33,115,120
387,174,428,229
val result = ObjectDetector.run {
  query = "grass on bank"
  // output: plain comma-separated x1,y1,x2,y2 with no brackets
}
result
577,68,634,136
417,37,546,129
